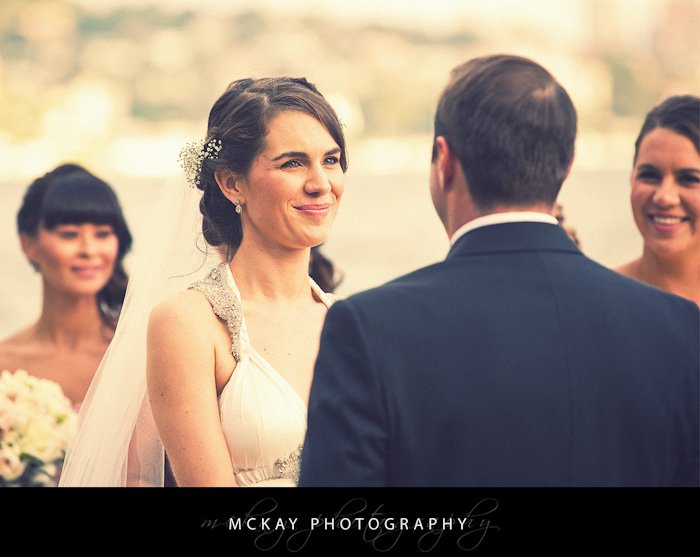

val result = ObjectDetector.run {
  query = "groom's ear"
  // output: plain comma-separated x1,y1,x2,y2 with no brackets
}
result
434,136,457,192
563,151,575,181
214,168,246,205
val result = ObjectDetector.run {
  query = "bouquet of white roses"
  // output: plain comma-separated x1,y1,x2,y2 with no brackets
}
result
0,369,78,487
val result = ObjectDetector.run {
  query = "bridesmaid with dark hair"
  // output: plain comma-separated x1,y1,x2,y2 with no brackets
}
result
617,95,699,306
0,163,132,409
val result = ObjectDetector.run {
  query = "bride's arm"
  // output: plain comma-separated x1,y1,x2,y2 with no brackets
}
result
147,291,237,487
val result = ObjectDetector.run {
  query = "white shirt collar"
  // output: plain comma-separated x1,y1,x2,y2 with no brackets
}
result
450,211,559,246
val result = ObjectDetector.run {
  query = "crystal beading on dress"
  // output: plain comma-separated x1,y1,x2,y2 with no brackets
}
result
188,262,242,362
274,444,303,483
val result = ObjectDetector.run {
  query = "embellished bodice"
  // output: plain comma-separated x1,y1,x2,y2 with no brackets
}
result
189,263,243,363
188,262,333,486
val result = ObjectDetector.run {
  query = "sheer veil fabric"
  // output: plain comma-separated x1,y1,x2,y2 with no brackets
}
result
59,175,223,486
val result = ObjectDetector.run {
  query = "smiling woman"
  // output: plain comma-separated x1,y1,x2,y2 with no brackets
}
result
616,95,700,306
60,76,348,487
152,81,346,487
215,110,344,252
0,163,132,408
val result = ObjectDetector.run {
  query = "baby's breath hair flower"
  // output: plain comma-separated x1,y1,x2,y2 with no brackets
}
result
178,138,223,188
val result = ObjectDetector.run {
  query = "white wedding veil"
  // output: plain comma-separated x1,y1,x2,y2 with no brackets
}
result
59,173,223,486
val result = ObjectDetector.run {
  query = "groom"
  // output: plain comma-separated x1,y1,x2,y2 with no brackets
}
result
299,55,699,486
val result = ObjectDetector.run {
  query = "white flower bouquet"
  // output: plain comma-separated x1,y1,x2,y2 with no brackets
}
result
0,369,78,487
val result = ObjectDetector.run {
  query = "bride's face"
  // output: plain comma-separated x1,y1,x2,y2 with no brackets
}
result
236,110,344,250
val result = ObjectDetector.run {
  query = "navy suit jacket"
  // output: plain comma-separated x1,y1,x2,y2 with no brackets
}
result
299,222,699,486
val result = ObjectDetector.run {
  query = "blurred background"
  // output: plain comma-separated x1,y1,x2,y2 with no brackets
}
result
1,0,698,336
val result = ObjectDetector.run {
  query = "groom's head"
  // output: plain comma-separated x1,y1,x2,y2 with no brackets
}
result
431,55,577,222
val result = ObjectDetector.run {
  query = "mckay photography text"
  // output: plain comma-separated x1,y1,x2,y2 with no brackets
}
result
201,496,500,552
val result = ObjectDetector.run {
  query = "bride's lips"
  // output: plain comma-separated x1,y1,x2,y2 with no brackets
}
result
648,213,690,234
293,203,331,218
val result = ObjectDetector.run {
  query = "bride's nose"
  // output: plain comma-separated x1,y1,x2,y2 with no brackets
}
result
304,165,332,196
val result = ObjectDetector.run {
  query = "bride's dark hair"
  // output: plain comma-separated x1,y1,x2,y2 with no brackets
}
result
197,77,348,261
309,246,342,293
17,163,132,329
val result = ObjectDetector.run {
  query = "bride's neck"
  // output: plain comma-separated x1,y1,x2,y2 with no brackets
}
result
231,240,312,302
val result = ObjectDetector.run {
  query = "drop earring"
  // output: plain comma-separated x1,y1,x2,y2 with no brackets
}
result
235,201,242,214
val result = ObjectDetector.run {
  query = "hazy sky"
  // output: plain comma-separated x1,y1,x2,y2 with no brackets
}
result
66,0,669,50
66,0,661,27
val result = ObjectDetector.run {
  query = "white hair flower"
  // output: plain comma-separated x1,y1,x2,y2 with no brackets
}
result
177,138,223,188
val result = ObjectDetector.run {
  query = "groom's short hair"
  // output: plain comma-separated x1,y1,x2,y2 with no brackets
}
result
433,55,577,210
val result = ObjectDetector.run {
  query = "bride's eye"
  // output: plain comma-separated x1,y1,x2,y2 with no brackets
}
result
281,159,302,169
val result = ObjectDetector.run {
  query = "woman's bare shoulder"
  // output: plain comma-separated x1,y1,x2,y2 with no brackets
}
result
614,259,640,279
0,325,35,344
147,289,224,391
0,326,35,353
149,289,218,336
0,326,38,370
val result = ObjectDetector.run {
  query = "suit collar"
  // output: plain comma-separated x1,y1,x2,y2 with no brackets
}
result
450,211,559,246
447,221,581,259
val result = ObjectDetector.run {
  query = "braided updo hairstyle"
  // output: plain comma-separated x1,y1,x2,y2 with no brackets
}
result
196,77,348,261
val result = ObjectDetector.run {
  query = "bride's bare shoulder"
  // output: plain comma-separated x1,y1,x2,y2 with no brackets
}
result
148,289,218,336
146,290,222,391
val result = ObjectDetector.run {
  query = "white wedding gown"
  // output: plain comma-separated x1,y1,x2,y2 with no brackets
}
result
189,262,333,486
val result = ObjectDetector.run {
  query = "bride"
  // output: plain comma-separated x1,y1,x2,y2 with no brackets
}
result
60,77,347,486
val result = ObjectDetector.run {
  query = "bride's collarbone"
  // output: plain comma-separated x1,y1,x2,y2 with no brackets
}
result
244,302,325,373
250,316,324,359
246,299,325,342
